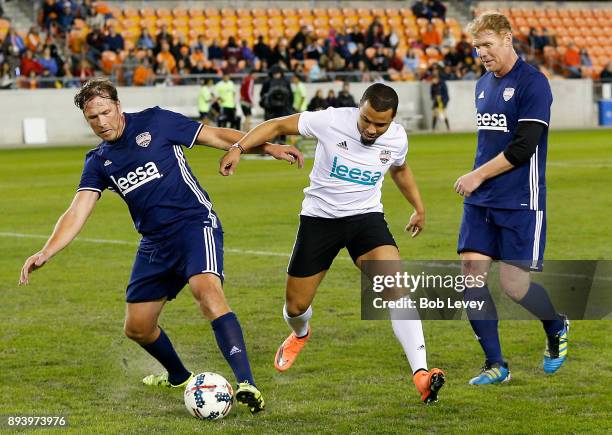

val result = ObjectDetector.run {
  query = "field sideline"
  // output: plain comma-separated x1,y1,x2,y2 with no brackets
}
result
1,130,610,433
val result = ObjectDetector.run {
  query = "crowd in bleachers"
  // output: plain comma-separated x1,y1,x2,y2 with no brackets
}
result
0,1,611,90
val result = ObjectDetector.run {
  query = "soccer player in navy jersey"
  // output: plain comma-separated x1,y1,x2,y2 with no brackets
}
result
19,78,303,413
454,12,569,385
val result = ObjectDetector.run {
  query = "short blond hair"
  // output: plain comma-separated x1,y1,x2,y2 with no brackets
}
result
466,11,513,37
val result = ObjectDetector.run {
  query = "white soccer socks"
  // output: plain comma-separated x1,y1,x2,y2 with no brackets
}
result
283,304,312,338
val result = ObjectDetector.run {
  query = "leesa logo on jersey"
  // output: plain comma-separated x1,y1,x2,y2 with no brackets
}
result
329,156,381,186
135,132,152,147
110,161,162,195
476,112,508,132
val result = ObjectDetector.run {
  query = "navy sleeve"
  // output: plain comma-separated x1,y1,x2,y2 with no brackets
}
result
517,73,552,127
77,153,107,196
156,108,203,148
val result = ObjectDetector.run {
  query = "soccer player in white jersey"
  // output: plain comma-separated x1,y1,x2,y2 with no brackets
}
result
454,12,569,385
219,83,446,403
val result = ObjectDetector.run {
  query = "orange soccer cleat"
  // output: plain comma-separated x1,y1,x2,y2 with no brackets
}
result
274,327,311,372
413,368,446,404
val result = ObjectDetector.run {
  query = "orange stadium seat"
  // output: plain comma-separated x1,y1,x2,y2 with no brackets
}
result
205,8,220,18
399,8,413,18
251,8,265,18
282,8,296,18
545,9,557,18
356,8,371,17
122,6,138,18
371,8,386,18
157,8,170,18
140,6,154,17
558,10,569,18
189,16,204,27
299,16,314,27
284,17,299,28
173,7,187,18
328,8,341,17
312,8,327,18
236,8,251,18
253,16,267,27
189,8,203,18
267,8,281,17
285,27,299,38
221,8,235,18
344,16,359,27
342,8,356,17
297,8,312,17
329,17,344,28
221,17,237,27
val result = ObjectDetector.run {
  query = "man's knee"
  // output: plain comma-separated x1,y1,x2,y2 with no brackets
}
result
124,319,157,343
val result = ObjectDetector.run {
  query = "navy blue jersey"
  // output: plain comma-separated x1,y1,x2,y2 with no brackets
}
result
78,107,218,240
467,58,552,210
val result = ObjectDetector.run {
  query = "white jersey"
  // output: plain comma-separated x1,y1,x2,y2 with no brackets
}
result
298,107,408,218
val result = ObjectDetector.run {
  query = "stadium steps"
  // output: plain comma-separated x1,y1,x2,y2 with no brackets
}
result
446,0,473,28
2,0,35,32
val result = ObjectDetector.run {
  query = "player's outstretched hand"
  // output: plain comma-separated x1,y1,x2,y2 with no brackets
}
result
219,147,242,176
19,251,49,285
406,210,425,238
264,144,304,168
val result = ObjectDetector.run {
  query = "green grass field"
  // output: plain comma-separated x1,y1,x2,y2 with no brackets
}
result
1,130,611,433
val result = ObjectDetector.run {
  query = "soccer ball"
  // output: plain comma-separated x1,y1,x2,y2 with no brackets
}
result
184,372,234,420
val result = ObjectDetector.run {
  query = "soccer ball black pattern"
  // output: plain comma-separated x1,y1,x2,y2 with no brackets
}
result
184,372,234,420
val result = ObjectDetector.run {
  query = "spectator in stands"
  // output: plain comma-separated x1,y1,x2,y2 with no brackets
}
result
308,61,324,82
0,62,14,89
422,23,442,47
57,2,75,33
270,39,291,70
579,49,592,69
239,70,255,130
106,26,124,53
2,28,26,56
442,27,456,49
208,39,223,62
441,64,458,81
290,26,309,54
59,60,80,88
85,24,106,69
253,35,271,64
307,89,327,111
320,46,345,71
135,28,153,51
370,46,390,72
198,78,214,124
241,40,254,64
132,57,154,86
403,48,421,73
42,0,59,30
455,34,471,54
37,46,59,76
412,0,432,20
224,36,241,61
541,28,556,48
156,42,176,74
430,74,450,131
326,89,337,108
155,24,172,51
291,74,307,113
366,18,385,47
122,48,138,86
20,49,44,77
25,26,42,52
215,73,239,129
335,81,357,107
304,38,323,61
563,41,581,78
600,61,612,83
74,58,93,82
429,0,447,21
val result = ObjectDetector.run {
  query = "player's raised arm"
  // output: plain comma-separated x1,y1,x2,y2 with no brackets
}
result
194,124,303,168
389,163,426,238
218,113,301,176
19,190,99,285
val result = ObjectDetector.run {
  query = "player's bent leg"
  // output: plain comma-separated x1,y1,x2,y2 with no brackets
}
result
274,272,325,372
126,299,194,387
357,246,446,403
189,273,263,412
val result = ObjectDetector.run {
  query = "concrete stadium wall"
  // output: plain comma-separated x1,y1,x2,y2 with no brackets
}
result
0,79,596,148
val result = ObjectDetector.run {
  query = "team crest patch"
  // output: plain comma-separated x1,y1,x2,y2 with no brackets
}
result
503,88,515,102
135,132,152,147
379,150,391,164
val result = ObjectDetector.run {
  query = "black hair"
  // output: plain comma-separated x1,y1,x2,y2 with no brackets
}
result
359,83,399,117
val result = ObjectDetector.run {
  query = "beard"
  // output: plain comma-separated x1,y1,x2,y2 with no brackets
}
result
360,134,376,146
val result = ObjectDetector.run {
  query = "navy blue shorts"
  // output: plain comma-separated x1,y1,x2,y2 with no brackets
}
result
457,204,546,271
126,222,224,303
